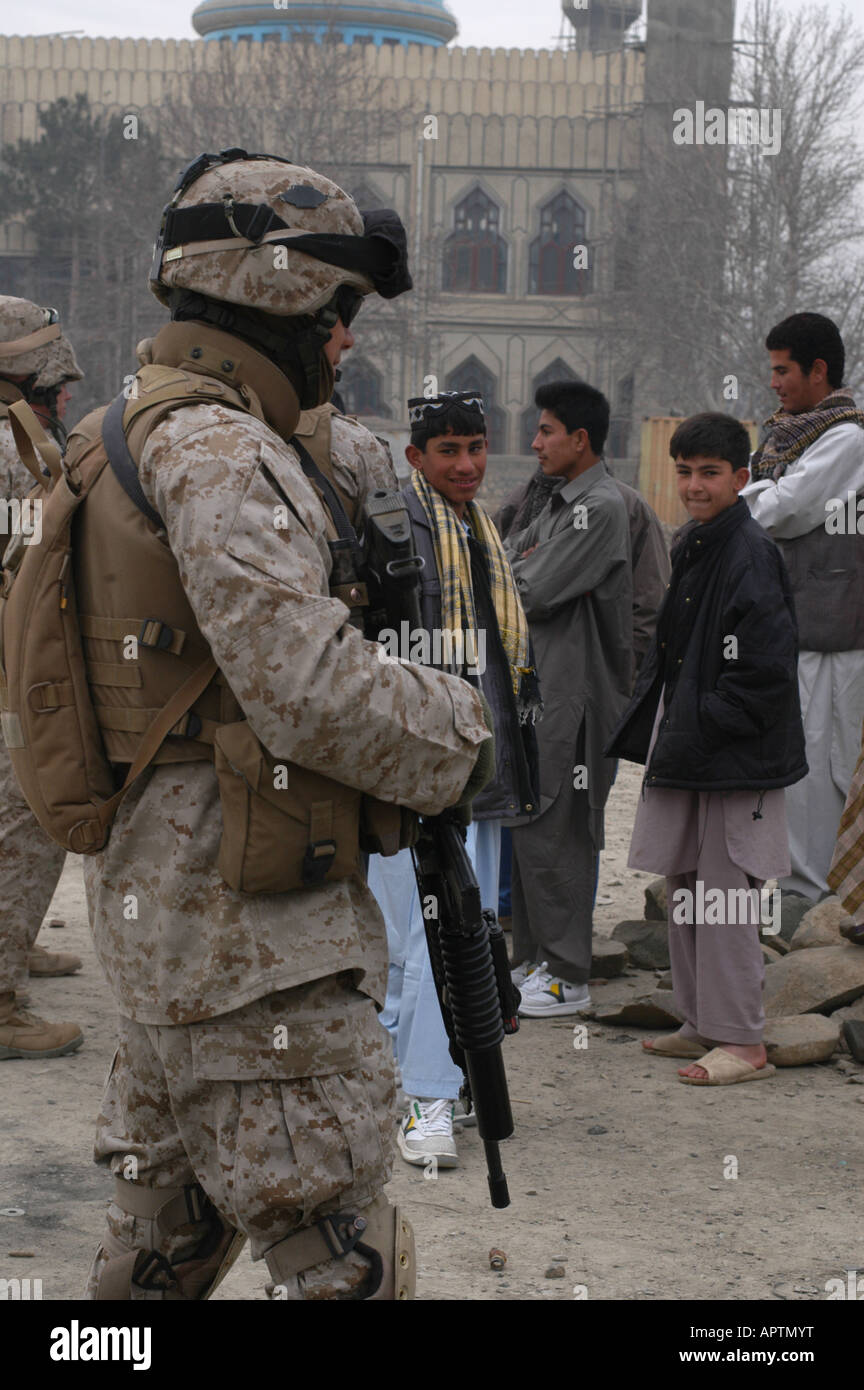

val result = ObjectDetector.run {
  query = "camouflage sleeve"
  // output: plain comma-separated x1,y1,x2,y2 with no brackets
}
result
0,418,39,500
140,405,488,814
330,414,399,504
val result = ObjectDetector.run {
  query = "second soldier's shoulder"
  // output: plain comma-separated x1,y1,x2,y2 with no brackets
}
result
330,412,399,492
0,413,39,495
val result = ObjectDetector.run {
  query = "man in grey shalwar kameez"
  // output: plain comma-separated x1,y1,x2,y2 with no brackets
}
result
504,382,632,1015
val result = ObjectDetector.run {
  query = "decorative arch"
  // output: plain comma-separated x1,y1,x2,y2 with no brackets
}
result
445,355,507,454
443,185,507,295
529,189,591,296
347,176,388,212
520,357,583,455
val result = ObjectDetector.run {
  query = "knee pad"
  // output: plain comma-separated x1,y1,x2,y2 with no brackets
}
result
92,1178,246,1301
264,1195,415,1301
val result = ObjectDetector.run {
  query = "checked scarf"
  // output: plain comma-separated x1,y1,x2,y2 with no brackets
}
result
410,469,540,719
750,389,864,482
828,735,864,932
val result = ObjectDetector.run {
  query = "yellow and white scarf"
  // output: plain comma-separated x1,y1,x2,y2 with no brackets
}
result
410,469,539,717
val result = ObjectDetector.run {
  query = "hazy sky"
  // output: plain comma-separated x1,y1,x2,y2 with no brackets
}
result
14,0,864,50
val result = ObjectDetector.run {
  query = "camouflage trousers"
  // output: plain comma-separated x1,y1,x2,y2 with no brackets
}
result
0,747,67,994
85,971,398,1299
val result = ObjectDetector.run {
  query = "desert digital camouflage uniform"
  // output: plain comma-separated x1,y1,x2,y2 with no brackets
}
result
0,416,68,997
84,384,489,1298
0,299,83,1029
300,400,398,486
81,153,487,1298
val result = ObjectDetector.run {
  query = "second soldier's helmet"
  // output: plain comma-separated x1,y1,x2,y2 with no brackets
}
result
150,148,412,318
0,296,84,390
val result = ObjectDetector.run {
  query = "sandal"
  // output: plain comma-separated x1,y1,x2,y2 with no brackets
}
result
643,1032,708,1059
678,1047,775,1086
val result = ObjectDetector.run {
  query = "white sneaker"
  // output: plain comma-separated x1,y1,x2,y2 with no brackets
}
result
511,960,544,987
518,968,591,1018
397,1099,459,1168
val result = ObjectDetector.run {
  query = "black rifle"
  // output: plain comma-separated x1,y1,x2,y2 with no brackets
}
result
363,489,520,1209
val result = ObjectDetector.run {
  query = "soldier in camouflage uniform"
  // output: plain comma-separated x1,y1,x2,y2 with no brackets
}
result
0,297,84,1061
80,152,492,1301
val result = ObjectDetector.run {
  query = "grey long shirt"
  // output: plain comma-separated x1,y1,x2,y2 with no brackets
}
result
504,460,633,824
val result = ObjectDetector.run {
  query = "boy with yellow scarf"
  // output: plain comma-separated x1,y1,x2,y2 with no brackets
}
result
367,391,539,1170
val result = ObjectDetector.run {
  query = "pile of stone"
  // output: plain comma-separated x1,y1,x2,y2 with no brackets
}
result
585,882,864,1067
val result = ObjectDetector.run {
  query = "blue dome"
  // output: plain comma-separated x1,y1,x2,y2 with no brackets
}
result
192,0,459,47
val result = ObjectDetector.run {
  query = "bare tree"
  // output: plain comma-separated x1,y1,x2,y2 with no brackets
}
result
602,0,864,420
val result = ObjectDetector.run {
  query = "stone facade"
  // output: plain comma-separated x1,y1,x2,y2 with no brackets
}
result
0,31,640,475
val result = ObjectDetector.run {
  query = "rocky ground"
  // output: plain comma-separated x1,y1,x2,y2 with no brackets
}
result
1,757,862,1303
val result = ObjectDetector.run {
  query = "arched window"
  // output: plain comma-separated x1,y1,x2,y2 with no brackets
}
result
520,359,582,455
348,179,385,212
529,191,591,296
338,357,391,418
443,188,507,294
445,356,507,454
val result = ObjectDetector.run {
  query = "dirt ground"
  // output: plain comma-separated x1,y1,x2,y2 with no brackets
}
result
2,756,861,1303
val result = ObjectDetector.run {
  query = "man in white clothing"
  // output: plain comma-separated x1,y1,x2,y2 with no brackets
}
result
743,312,864,901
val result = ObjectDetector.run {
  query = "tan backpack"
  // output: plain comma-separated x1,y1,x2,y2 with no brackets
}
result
0,373,364,889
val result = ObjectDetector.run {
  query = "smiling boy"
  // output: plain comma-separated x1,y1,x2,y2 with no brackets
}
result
367,390,538,1167
608,413,807,1084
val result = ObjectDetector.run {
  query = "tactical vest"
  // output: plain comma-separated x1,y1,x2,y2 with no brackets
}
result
4,321,405,886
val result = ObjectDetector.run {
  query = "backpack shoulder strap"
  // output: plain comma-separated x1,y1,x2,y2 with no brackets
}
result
101,366,265,527
291,435,359,548
102,393,164,528
8,400,61,486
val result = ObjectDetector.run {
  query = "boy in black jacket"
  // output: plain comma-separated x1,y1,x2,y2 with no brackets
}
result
608,414,807,1085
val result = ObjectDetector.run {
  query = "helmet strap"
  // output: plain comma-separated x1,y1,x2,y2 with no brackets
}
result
168,291,336,409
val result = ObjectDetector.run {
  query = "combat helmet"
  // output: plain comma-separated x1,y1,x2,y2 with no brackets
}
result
0,296,84,445
150,148,412,407
0,297,84,391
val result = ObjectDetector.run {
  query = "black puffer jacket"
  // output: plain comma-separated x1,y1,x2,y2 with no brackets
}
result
605,498,808,791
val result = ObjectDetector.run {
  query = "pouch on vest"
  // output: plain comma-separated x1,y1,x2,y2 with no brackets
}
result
213,721,362,893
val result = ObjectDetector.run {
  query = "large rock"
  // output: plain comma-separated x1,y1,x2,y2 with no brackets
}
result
594,990,683,1028
591,939,629,978
830,996,864,1025
776,891,816,945
790,897,855,952
763,1015,840,1067
763,946,864,1017
644,879,667,922
843,1021,864,1064
610,920,670,970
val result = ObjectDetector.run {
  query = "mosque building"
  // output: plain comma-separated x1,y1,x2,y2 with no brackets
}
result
0,1,734,490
